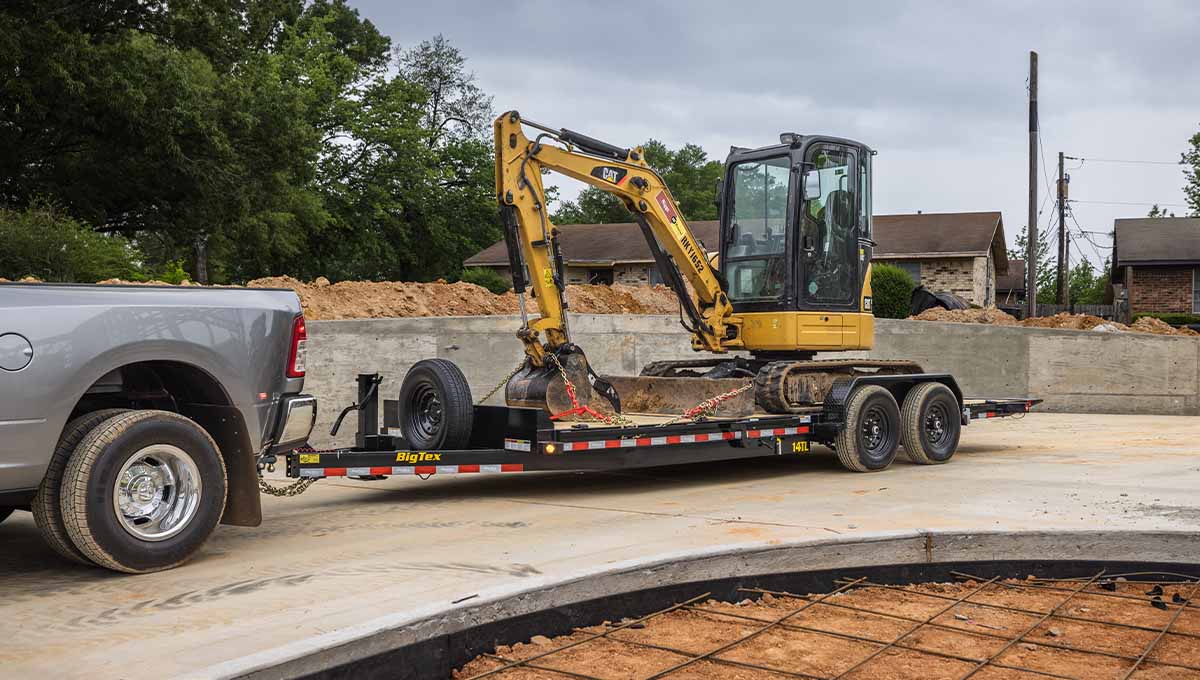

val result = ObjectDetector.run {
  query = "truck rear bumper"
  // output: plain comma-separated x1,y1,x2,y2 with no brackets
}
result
270,394,316,454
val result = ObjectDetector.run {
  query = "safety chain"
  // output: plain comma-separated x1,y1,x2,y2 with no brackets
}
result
546,353,636,427
477,361,526,405
258,475,318,497
657,382,755,427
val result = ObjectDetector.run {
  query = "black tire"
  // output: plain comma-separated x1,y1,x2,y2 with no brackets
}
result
399,359,474,450
60,410,227,573
901,382,961,465
834,385,901,472
32,408,130,564
0,507,12,525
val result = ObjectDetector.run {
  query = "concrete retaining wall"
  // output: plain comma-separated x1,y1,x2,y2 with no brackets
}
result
305,315,1199,445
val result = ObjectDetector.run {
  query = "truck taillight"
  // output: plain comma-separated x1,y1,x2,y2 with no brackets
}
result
287,315,308,378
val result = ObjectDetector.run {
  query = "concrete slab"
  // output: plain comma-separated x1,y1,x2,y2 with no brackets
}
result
0,413,1198,679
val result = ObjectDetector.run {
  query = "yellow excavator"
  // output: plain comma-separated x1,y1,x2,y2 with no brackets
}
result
494,111,921,419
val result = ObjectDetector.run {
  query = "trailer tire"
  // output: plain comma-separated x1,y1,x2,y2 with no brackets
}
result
399,359,473,450
901,382,960,465
834,385,901,473
60,410,227,573
32,408,130,565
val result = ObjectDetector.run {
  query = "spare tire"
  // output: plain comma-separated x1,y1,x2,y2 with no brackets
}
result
399,359,474,450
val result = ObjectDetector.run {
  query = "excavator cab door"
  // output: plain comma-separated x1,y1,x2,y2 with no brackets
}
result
796,142,867,345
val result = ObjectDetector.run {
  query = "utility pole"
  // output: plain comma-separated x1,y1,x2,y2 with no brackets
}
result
1056,151,1069,305
1026,51,1038,319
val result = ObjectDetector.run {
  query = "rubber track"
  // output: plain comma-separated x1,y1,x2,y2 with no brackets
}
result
754,359,924,413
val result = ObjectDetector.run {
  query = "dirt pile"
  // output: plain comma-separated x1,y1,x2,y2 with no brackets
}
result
1020,312,1112,331
1131,315,1200,336
909,307,1019,325
910,307,1199,337
245,276,680,320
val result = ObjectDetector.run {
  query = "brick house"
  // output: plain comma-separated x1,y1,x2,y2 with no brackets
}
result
1111,217,1200,314
996,258,1026,307
872,212,1009,306
464,211,1008,306
463,221,720,285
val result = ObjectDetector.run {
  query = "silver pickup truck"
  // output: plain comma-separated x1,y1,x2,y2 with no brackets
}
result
0,283,316,572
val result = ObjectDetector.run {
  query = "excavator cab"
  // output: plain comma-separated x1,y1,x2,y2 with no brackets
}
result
718,135,876,353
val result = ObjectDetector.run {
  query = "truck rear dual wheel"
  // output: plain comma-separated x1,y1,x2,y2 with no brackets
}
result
400,359,474,450
835,385,902,473
33,408,130,564
901,382,961,464
60,410,227,573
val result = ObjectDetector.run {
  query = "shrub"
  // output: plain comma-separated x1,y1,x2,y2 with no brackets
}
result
0,204,143,282
871,264,916,319
1134,312,1200,327
460,267,512,294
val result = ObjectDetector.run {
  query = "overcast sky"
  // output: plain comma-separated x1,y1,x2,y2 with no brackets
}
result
353,0,1198,268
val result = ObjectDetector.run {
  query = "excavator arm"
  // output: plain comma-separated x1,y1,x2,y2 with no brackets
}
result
494,111,738,373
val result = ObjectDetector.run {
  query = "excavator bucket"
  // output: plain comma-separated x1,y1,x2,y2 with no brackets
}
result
505,350,592,412
506,348,754,419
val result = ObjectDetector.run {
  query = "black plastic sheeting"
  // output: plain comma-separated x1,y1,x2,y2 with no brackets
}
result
910,285,969,316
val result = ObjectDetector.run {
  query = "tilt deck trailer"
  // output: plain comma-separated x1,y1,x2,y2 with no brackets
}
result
283,368,1041,483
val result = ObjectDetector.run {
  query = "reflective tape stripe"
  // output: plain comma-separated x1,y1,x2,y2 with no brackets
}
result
297,463,526,479
557,424,809,453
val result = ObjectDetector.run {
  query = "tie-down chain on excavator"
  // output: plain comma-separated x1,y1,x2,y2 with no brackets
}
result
281,111,1038,484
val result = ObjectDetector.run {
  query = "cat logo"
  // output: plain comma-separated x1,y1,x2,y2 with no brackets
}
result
590,165,627,185
396,451,442,464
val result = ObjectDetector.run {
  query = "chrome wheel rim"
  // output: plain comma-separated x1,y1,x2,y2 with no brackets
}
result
113,445,202,541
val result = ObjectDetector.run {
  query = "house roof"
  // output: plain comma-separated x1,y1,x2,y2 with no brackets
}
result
463,211,1009,273
997,258,1025,292
1114,217,1200,266
872,212,1008,273
463,220,720,267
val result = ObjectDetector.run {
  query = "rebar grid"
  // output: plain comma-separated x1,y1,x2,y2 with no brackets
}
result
737,585,1200,674
1118,581,1200,680
835,576,1200,641
951,569,1200,615
462,572,1199,680
957,571,1104,679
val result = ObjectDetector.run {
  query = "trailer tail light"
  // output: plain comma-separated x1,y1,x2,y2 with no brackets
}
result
287,315,308,378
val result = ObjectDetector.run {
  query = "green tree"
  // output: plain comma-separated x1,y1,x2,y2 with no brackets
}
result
0,2,500,284
1067,257,1109,305
1009,223,1058,304
1184,127,1200,217
1147,204,1177,218
551,140,723,225
0,204,143,282
871,264,916,319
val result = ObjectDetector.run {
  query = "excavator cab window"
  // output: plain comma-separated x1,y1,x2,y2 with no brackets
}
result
724,156,790,301
800,145,859,306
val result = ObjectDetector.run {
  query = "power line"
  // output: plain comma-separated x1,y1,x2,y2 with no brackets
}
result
1068,199,1187,207
1064,156,1181,166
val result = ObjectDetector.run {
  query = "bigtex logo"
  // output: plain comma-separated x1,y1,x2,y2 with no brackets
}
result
396,451,442,464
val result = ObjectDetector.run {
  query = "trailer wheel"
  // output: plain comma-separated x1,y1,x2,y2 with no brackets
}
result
60,410,227,573
901,382,961,464
835,385,901,472
33,408,130,564
399,359,473,450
